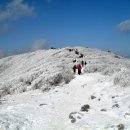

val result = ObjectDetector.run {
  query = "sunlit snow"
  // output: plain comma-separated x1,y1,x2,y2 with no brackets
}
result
0,47,130,130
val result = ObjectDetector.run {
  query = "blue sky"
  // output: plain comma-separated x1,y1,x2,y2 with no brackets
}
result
0,0,130,58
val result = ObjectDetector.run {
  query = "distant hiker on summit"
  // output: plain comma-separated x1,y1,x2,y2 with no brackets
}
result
75,49,79,55
77,64,82,75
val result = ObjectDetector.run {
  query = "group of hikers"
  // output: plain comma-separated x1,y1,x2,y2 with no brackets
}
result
67,48,84,58
66,48,87,75
72,60,87,75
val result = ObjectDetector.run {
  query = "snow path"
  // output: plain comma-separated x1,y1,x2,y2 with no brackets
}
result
0,73,130,130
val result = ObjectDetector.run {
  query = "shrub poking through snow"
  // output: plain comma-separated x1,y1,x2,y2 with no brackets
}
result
69,112,77,123
80,104,90,112
90,95,96,100
114,55,121,59
69,112,83,123
100,109,107,112
117,124,125,130
84,64,107,73
102,66,115,75
112,103,119,108
114,69,130,87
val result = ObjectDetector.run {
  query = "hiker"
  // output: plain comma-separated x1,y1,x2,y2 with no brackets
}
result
50,47,56,49
79,53,83,58
69,49,72,52
75,49,79,55
67,48,74,52
81,61,84,67
72,65,77,74
73,59,76,63
77,64,82,75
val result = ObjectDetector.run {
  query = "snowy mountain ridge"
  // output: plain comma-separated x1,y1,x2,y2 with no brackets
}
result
0,47,130,98
0,47,130,130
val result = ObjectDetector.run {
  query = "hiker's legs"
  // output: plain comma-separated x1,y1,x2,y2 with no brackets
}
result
78,70,81,75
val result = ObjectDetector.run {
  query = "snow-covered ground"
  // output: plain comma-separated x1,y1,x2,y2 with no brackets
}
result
0,47,130,130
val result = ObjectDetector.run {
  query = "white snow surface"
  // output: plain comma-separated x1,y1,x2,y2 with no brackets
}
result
0,47,130,130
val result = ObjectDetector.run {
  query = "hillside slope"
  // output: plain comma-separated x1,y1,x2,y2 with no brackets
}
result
0,48,75,97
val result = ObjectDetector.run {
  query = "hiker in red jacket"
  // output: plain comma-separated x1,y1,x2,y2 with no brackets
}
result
77,64,82,75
